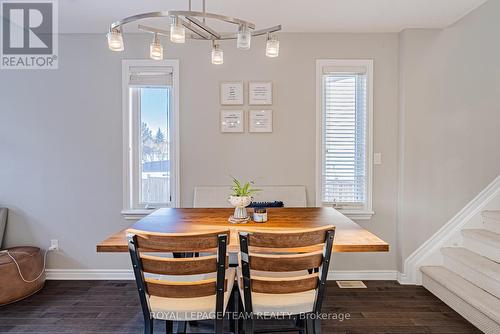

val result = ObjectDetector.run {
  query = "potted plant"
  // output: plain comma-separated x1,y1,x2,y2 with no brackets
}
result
228,177,259,223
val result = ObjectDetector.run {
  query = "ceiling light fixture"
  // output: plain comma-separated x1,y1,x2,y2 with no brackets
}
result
107,29,124,52
149,33,163,60
211,41,223,65
170,17,186,44
106,0,281,63
237,25,251,50
265,34,279,58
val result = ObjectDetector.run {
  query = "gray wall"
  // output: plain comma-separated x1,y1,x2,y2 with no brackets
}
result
0,33,399,270
397,0,500,268
3,0,498,273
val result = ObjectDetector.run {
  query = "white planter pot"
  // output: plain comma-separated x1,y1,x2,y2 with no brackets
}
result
228,195,252,219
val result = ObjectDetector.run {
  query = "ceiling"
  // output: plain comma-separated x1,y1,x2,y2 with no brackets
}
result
59,0,488,34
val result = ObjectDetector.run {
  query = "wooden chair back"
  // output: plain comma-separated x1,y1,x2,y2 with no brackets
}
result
127,229,230,300
239,225,335,313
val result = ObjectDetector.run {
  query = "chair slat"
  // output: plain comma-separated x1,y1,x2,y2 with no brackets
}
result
128,229,228,252
145,277,227,298
249,251,323,272
245,226,335,248
250,273,319,294
249,244,324,254
140,254,228,275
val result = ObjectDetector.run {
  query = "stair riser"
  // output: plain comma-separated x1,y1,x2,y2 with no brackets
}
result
443,256,500,298
463,237,500,262
422,273,500,334
483,218,500,234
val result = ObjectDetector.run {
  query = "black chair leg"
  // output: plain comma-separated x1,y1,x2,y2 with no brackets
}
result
296,316,305,334
244,315,254,334
177,321,187,334
215,317,224,334
313,318,321,334
229,286,243,334
305,315,314,334
165,320,173,334
237,293,244,333
144,317,154,334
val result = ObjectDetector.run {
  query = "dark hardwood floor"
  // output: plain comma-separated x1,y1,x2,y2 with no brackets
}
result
0,280,481,334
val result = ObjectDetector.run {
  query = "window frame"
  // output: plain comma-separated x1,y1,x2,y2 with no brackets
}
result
315,59,374,220
121,59,180,219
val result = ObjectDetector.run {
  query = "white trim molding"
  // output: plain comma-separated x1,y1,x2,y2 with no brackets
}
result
329,270,398,281
337,210,375,221
46,269,398,281
120,209,155,220
315,59,374,220
400,175,500,285
46,269,135,280
121,59,181,217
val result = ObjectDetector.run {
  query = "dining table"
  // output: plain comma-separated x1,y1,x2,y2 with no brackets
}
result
97,207,389,254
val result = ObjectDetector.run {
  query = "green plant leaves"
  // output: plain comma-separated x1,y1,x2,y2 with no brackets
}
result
230,177,260,197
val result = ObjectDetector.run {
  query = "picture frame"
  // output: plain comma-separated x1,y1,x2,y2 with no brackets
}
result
220,110,244,133
249,109,273,133
220,81,244,105
248,81,273,105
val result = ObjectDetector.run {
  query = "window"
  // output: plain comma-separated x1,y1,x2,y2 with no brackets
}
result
316,60,373,219
122,60,179,217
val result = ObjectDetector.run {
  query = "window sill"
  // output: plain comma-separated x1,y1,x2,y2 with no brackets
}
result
337,210,374,221
121,209,155,220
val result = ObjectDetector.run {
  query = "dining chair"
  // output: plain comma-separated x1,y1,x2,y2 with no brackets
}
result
127,228,235,334
237,226,335,334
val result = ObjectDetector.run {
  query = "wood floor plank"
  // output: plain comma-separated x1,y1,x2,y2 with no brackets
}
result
0,280,483,334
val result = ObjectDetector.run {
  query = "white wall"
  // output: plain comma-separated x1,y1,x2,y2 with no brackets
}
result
0,33,399,271
398,0,500,269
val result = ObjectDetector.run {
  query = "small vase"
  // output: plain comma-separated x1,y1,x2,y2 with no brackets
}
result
228,195,252,222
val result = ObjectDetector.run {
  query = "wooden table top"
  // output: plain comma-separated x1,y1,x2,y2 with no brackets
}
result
97,207,389,253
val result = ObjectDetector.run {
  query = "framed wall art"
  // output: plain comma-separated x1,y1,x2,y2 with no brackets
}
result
220,110,244,133
249,109,273,133
220,81,244,105
248,81,272,105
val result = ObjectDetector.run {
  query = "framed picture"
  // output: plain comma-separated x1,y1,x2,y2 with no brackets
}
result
249,81,273,105
220,110,244,133
249,109,273,133
220,81,244,105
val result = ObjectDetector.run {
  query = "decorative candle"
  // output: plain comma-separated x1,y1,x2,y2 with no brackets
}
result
253,208,268,223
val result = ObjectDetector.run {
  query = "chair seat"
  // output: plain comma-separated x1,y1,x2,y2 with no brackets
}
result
237,267,316,316
149,268,235,321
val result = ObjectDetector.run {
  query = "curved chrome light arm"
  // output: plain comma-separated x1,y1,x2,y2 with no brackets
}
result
138,24,282,41
110,11,171,31
110,10,256,32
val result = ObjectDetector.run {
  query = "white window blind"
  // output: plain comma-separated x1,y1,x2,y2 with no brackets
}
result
128,66,173,87
322,72,367,207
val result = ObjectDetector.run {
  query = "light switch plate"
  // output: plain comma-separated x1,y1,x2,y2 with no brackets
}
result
374,153,382,165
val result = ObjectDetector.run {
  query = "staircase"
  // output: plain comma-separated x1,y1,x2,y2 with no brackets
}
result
421,210,500,334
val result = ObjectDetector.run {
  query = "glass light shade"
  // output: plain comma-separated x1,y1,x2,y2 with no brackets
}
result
266,36,279,57
237,25,251,50
211,45,223,65
150,41,163,60
107,31,124,51
170,21,186,43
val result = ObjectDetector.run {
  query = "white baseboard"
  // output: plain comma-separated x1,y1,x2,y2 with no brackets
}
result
45,269,135,280
46,269,399,281
330,270,398,281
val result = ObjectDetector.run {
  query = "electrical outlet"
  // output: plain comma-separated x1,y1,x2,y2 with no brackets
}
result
50,239,59,251
374,153,382,165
